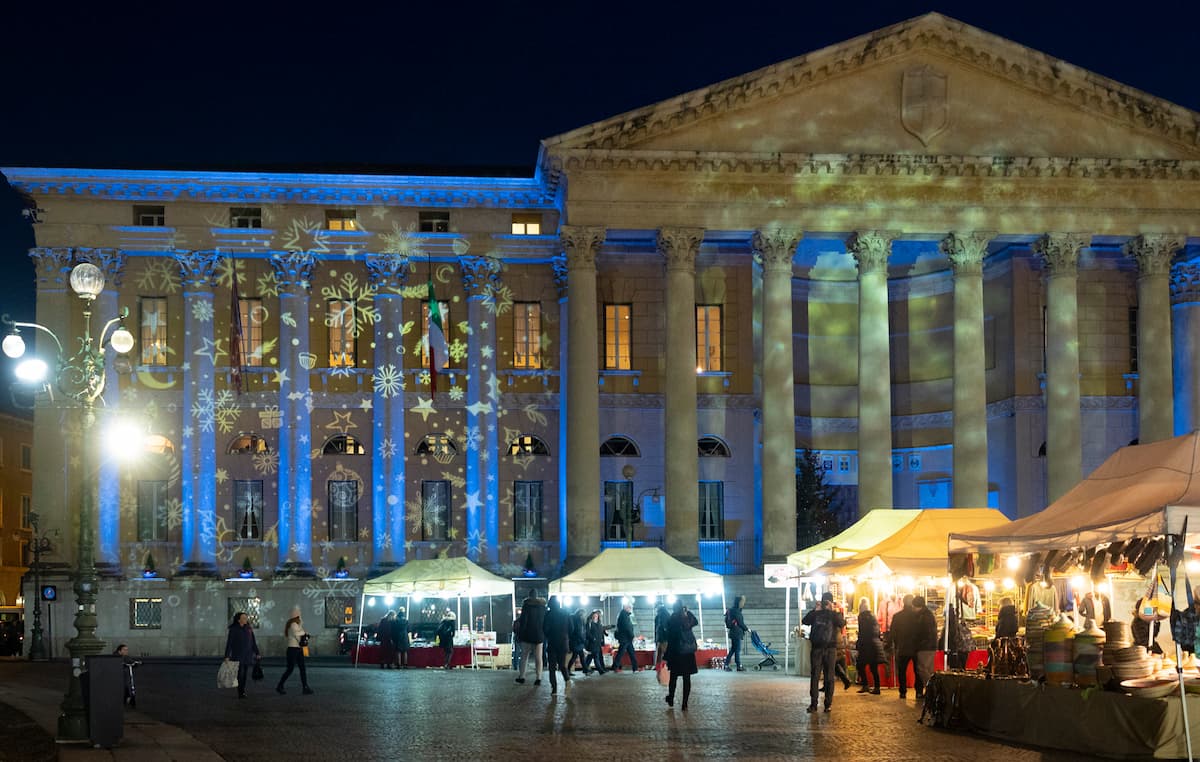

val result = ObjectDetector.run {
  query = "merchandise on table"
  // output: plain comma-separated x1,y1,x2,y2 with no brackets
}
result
1071,618,1104,687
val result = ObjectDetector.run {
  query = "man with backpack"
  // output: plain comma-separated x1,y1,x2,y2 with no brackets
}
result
724,596,749,671
802,592,846,713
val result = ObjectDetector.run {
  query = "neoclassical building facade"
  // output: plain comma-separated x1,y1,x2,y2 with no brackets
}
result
7,13,1200,653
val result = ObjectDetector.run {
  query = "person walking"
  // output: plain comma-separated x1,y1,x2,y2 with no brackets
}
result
663,599,699,710
890,594,917,699
613,602,639,672
653,602,670,669
542,596,572,694
511,606,523,673
436,610,457,670
223,611,260,699
583,609,608,675
568,608,587,675
514,594,546,685
912,596,938,699
378,610,397,669
395,607,411,668
113,644,141,708
854,598,883,695
802,592,845,713
276,606,314,695
724,595,749,671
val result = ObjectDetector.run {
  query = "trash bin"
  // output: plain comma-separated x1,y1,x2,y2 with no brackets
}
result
85,654,124,748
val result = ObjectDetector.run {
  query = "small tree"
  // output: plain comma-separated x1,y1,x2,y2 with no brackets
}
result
796,448,841,549
242,556,254,573
143,553,157,574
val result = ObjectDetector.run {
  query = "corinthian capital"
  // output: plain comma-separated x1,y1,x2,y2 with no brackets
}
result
847,231,896,275
940,232,994,277
460,255,503,296
1124,234,1182,278
172,250,222,289
29,247,75,287
76,248,127,287
365,252,410,289
269,251,316,291
1033,233,1089,276
656,227,704,273
559,226,605,270
752,228,802,273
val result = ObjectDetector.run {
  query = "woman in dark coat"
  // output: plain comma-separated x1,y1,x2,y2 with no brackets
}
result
395,608,411,668
663,599,699,710
994,597,1019,639
854,598,883,694
378,610,397,669
583,609,608,675
568,609,587,674
223,612,260,698
436,611,457,669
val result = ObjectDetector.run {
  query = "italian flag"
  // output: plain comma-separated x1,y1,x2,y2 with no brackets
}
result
427,278,447,389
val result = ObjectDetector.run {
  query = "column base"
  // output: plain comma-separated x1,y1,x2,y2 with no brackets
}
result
94,561,124,579
174,562,219,578
274,561,317,579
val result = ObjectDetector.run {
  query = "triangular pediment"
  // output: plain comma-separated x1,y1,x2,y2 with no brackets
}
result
544,13,1200,161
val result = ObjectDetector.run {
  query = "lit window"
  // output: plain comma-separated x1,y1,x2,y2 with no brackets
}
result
233,480,263,540
130,598,163,629
327,300,356,367
507,434,550,456
604,481,633,540
513,302,541,369
328,480,358,542
416,433,458,462
323,435,365,455
239,298,263,366
227,434,269,454
599,436,640,457
419,211,450,233
511,213,542,235
699,481,724,540
698,436,731,457
604,304,631,370
137,480,169,542
696,305,722,372
230,207,262,229
514,481,543,541
421,480,450,540
326,209,359,231
421,301,451,367
133,205,165,227
140,297,168,366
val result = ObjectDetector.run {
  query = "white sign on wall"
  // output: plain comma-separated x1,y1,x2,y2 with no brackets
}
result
763,564,799,588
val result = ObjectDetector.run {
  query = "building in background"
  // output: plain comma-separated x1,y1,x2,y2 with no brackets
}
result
0,412,33,606
4,13,1199,654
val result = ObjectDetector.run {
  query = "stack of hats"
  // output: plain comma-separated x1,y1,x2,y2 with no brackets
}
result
1025,603,1055,679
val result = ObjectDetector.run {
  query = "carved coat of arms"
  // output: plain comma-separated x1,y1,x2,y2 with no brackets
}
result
901,65,949,146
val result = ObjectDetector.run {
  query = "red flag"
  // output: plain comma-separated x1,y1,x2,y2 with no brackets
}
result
229,259,244,394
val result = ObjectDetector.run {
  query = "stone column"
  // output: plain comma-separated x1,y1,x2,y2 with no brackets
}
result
1172,263,1200,436
658,227,704,564
552,255,569,565
1126,234,1182,444
1034,233,1088,503
461,255,502,564
366,252,408,572
752,228,801,561
942,232,993,508
173,250,222,577
849,231,895,517
270,251,316,577
560,226,605,570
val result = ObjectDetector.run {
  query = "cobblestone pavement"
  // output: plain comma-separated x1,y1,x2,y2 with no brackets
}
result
1,660,1103,761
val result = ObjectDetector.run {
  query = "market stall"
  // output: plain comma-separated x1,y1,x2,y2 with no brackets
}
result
355,556,516,668
788,508,923,573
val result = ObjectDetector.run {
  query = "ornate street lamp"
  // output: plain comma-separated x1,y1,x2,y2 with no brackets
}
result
3,261,133,741
25,510,54,662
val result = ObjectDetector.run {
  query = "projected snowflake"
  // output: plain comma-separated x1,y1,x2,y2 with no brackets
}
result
135,259,181,294
253,451,279,475
214,257,247,289
191,300,214,322
380,221,422,257
373,364,403,398
321,272,380,337
192,389,240,433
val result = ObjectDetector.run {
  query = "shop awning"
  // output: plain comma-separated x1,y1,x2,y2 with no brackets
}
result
821,508,1010,578
549,547,724,596
787,508,922,573
361,556,515,597
950,432,1200,555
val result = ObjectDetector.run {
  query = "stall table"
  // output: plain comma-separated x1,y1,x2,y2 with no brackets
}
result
874,650,988,688
352,644,493,668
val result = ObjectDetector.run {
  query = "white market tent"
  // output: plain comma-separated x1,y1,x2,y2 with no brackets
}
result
822,508,1010,578
949,432,1200,556
549,547,726,640
355,557,516,667
788,508,923,572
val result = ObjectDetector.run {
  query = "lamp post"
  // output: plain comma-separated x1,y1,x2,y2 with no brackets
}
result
3,261,134,742
25,510,53,662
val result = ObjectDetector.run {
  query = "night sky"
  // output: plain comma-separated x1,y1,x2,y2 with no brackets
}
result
0,2,1196,408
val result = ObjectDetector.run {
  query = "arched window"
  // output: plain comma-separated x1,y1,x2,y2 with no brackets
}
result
142,433,176,456
600,436,640,457
416,433,459,462
507,434,550,456
323,434,365,455
698,436,731,457
227,434,269,454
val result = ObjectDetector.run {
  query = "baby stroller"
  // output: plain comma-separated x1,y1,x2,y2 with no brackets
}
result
749,630,779,671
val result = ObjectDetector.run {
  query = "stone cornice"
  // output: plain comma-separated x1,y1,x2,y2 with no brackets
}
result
542,13,1200,156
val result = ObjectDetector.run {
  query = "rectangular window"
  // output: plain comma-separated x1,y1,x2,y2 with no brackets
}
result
421,301,451,366
513,302,541,369
133,205,165,227
21,495,31,529
513,481,543,541
698,481,724,540
327,299,356,367
239,298,263,366
130,598,163,629
227,597,263,629
511,213,542,235
20,444,31,472
604,480,633,540
604,304,631,370
233,480,263,540
696,305,722,372
420,480,450,541
137,480,169,542
326,209,359,231
229,207,262,228
419,211,450,233
140,297,169,367
328,480,358,542
324,596,356,628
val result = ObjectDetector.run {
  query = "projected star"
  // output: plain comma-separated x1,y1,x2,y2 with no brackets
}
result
194,337,227,365
412,396,437,421
326,411,357,435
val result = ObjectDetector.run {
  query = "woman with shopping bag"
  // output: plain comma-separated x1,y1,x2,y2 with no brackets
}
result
223,612,261,699
663,599,699,710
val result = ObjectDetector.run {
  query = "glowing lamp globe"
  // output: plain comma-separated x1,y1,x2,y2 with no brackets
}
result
110,327,135,355
15,358,48,383
2,332,25,359
69,263,105,300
